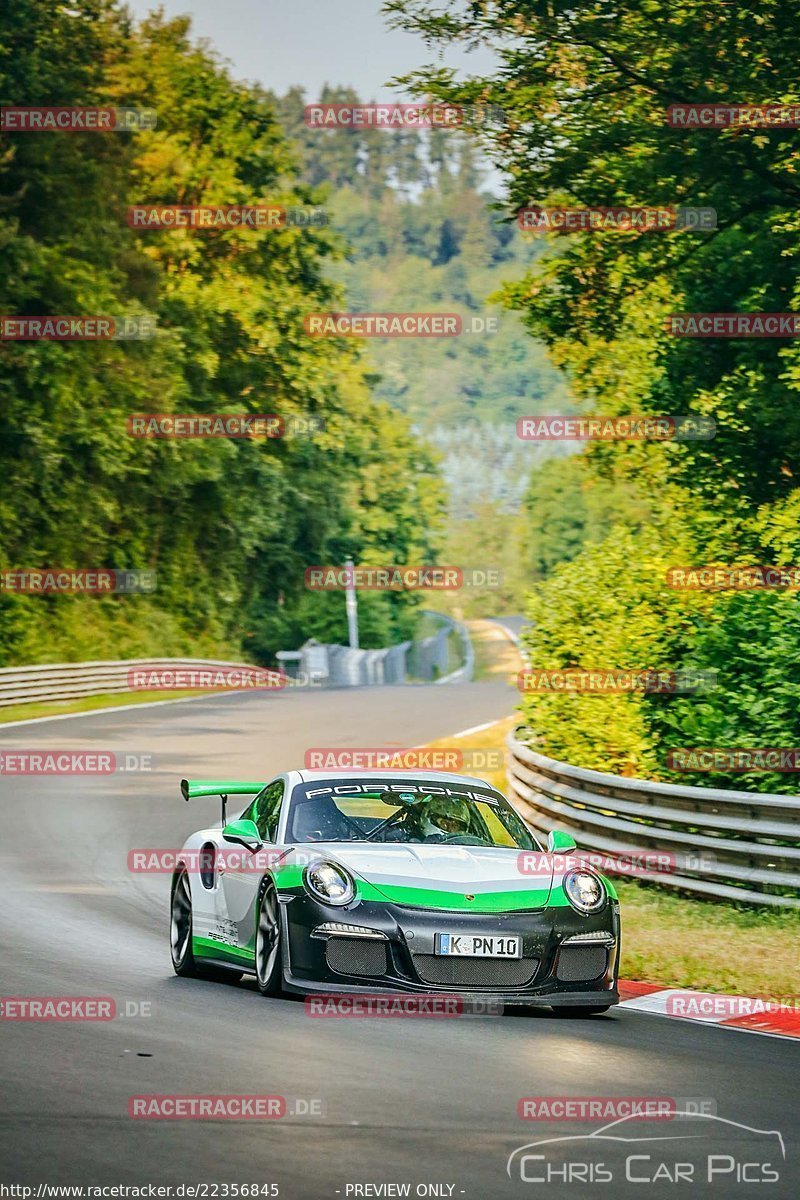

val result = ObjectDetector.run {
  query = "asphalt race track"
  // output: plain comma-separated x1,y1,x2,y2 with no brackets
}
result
1,680,797,1198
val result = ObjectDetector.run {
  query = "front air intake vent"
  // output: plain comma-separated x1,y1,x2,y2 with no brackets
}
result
412,954,538,989
556,945,607,982
325,937,387,977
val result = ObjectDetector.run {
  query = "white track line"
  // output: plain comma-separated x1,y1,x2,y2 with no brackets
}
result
450,720,499,738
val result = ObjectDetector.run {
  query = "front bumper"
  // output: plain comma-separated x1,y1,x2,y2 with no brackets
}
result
278,891,620,1008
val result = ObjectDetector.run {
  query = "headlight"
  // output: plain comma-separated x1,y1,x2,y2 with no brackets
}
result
563,869,606,913
303,861,355,906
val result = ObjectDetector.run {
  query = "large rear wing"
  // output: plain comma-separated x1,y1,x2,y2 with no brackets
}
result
180,778,266,825
180,779,266,802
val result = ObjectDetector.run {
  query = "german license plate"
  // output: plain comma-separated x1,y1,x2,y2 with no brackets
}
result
435,933,521,958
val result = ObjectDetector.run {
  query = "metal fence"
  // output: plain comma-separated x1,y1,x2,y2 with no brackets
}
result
278,639,414,687
278,614,473,688
0,658,275,709
407,611,474,684
506,729,800,908
434,614,474,684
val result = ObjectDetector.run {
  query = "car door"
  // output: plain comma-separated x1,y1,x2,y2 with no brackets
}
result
221,778,285,953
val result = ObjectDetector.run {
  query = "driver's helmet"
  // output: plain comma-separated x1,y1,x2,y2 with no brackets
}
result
423,795,471,836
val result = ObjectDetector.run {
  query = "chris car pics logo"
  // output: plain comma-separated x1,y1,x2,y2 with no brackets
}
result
507,1112,784,1186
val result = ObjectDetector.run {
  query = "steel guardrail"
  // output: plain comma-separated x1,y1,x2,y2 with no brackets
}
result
506,728,800,908
0,658,278,708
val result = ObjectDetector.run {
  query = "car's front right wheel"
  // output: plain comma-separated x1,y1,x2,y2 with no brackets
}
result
255,879,282,996
170,868,197,976
170,868,241,983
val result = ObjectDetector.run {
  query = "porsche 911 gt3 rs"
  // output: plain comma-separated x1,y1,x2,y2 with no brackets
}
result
170,771,620,1012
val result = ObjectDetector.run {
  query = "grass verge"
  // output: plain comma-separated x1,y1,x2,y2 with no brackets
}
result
614,880,799,995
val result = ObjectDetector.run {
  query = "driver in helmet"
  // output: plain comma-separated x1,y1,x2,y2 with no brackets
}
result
403,794,472,842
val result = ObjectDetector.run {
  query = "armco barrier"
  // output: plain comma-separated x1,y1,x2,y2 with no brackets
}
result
434,613,474,685
409,611,474,684
0,658,280,708
276,639,412,686
506,729,800,908
278,614,473,687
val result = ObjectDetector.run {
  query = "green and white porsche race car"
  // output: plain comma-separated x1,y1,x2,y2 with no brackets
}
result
170,770,620,1012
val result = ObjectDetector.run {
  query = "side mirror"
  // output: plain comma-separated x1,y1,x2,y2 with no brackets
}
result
547,829,577,854
222,818,263,852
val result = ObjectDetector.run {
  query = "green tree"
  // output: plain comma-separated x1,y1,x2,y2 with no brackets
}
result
0,3,444,665
387,0,800,515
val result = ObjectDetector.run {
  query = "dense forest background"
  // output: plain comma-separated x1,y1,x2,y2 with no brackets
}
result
4,0,800,793
0,4,571,666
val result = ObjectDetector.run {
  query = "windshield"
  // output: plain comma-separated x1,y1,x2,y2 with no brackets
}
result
287,778,537,849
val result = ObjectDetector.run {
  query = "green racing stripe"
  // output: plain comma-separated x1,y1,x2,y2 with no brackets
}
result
273,865,552,912
271,863,617,911
354,879,553,911
193,935,255,964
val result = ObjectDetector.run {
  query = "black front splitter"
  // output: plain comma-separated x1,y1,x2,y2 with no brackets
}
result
281,972,619,1008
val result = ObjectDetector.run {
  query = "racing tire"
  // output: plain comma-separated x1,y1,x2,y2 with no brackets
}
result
255,878,283,996
170,868,241,983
